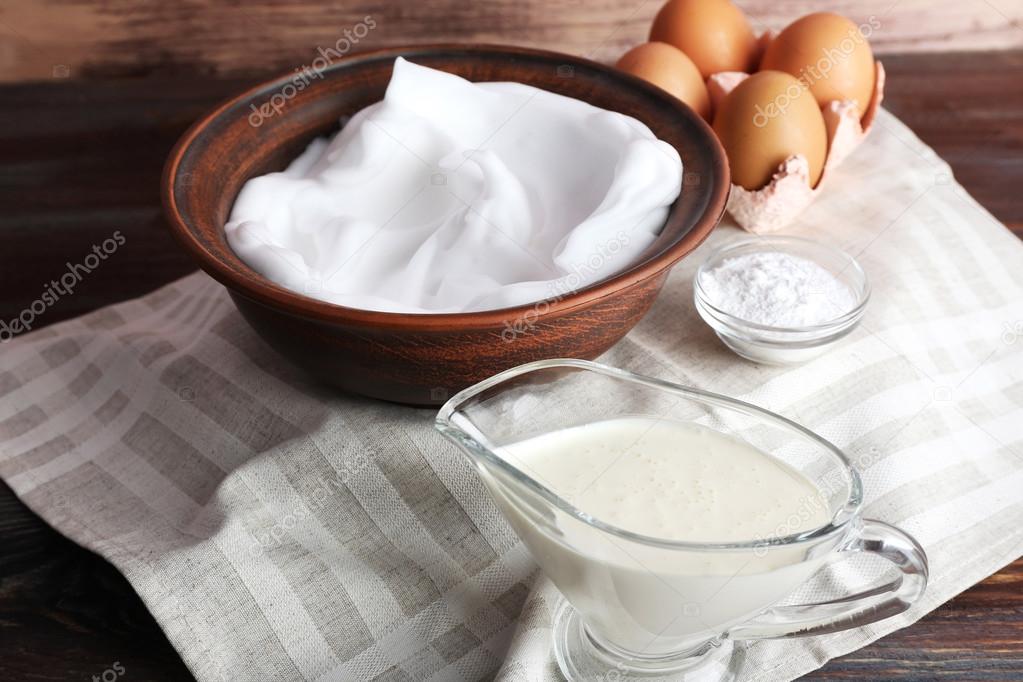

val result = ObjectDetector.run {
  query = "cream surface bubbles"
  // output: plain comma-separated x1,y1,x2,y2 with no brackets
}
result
225,58,683,313
500,417,830,543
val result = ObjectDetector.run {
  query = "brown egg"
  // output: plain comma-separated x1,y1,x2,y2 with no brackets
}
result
712,70,827,190
649,0,758,78
760,12,876,118
616,42,712,120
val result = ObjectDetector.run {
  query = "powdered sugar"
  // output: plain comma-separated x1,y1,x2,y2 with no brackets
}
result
698,251,856,327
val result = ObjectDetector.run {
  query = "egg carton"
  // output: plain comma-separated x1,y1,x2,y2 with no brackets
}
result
707,60,885,234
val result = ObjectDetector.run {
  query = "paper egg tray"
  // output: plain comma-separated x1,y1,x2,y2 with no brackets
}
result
706,60,885,234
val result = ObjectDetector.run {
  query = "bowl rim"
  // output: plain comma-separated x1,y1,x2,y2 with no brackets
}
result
162,43,730,331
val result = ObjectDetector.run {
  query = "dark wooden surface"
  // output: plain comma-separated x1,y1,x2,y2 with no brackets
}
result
1,49,1021,681
2,0,1021,83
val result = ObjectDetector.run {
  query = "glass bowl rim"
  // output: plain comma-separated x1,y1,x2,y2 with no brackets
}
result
693,235,871,336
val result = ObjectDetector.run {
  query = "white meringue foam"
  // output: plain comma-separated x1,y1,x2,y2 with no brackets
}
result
225,57,683,313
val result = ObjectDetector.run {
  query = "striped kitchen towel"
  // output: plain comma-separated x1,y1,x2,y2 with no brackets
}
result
2,108,1022,681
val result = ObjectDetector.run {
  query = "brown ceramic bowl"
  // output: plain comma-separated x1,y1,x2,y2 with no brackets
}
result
162,44,728,405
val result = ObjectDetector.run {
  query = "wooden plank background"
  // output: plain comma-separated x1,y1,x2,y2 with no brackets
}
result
1,0,1022,83
0,48,1021,681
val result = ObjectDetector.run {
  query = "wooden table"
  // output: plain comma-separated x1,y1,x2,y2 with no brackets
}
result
1,50,1021,681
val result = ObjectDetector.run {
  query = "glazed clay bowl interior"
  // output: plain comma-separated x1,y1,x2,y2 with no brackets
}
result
162,44,729,406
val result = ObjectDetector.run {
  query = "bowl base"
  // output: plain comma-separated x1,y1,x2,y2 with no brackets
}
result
552,599,743,680
717,332,833,366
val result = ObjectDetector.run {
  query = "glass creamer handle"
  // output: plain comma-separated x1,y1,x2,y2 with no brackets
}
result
728,519,929,641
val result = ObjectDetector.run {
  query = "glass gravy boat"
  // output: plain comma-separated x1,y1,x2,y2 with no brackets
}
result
436,360,928,680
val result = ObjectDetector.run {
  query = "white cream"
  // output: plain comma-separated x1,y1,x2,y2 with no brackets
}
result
502,417,829,543
225,58,683,313
492,417,833,654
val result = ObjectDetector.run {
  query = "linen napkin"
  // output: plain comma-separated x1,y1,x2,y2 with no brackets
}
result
2,108,1021,682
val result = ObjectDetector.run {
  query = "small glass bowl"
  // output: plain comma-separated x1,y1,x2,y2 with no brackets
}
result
693,236,870,365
